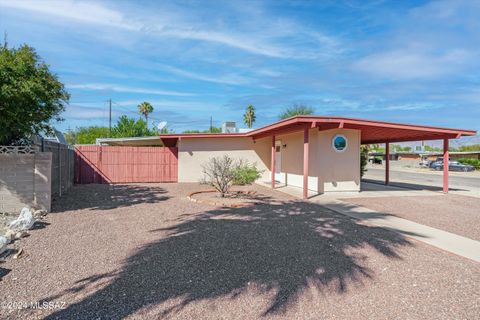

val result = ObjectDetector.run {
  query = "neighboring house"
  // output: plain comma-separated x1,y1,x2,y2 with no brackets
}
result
158,116,475,198
369,151,480,162
428,151,480,161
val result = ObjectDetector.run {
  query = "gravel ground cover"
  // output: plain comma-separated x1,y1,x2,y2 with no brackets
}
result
189,187,278,207
343,194,480,241
0,183,479,319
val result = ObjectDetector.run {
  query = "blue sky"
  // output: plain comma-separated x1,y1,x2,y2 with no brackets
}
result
1,0,479,134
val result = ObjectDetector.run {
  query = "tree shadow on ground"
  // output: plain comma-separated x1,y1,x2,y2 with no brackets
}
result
362,179,466,192
0,266,10,280
45,199,415,319
51,184,170,212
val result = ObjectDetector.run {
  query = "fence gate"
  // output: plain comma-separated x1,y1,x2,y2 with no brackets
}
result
74,146,178,184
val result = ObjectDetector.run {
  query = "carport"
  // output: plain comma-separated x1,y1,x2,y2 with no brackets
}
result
245,116,476,197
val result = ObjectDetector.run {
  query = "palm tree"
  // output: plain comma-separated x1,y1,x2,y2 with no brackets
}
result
243,105,256,128
137,102,154,127
279,104,314,120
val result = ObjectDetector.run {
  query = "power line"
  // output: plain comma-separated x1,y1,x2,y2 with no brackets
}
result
106,100,220,131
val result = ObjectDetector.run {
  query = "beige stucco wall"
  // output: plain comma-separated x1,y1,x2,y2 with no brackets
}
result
178,137,271,183
275,128,361,193
178,128,360,194
316,128,361,192
0,153,52,213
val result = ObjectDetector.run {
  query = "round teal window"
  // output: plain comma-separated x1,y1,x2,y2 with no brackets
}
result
332,134,347,152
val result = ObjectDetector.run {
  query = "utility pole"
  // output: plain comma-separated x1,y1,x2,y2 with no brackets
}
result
210,116,213,132
109,98,112,137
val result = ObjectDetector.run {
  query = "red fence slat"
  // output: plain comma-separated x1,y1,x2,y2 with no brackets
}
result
74,146,178,184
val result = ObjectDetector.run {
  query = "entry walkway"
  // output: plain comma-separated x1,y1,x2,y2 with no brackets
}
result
272,182,480,262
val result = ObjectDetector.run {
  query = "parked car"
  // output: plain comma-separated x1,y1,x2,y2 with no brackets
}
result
428,157,450,168
430,161,475,172
368,157,382,164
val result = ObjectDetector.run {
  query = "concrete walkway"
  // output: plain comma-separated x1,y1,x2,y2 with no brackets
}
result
313,198,480,263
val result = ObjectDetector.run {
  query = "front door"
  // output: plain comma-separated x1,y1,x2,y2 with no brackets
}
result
275,140,285,182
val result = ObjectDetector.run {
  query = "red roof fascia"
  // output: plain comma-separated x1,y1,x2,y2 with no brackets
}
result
158,116,477,142
159,133,247,139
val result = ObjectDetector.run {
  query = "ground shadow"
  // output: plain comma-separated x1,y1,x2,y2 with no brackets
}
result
31,221,50,230
362,179,466,192
51,184,170,212
0,266,11,280
45,199,414,319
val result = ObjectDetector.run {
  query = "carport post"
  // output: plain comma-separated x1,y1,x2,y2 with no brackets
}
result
271,135,276,189
385,142,390,185
443,138,449,193
303,127,309,199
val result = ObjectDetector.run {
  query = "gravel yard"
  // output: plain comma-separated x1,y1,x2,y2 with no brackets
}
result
343,194,480,241
1,183,479,319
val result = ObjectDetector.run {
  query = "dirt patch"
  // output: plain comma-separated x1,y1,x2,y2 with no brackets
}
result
343,194,480,241
188,189,273,207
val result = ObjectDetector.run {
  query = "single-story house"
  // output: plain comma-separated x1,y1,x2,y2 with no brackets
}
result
156,116,476,198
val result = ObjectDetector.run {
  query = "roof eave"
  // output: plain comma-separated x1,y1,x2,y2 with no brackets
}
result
158,116,477,141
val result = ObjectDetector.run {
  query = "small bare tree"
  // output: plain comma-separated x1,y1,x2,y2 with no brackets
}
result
201,155,236,197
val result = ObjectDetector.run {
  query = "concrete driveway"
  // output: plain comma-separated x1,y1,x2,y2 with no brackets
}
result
1,183,479,319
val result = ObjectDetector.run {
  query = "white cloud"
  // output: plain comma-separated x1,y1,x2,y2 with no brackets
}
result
155,28,288,58
112,99,224,112
156,65,251,86
0,0,136,30
63,105,112,120
352,0,480,80
67,83,194,96
354,48,475,80
0,0,339,59
381,103,441,111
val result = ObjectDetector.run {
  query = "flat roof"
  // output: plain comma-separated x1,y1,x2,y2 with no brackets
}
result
96,136,164,146
159,116,476,144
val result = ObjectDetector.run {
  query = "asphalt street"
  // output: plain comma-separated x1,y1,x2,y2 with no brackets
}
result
364,167,480,191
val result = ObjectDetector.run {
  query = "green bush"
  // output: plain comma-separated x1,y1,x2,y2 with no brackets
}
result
360,146,369,177
457,158,480,169
233,161,263,185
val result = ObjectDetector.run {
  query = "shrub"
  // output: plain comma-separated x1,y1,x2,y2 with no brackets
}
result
457,158,480,169
201,155,236,197
233,160,262,185
201,156,263,196
360,146,369,177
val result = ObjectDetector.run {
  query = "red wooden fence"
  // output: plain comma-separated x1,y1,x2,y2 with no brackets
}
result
74,146,178,184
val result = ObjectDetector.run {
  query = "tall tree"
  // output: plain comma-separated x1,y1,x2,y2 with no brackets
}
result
66,116,157,145
113,116,152,137
65,126,110,145
0,43,70,145
243,105,256,128
137,102,154,127
279,104,314,120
